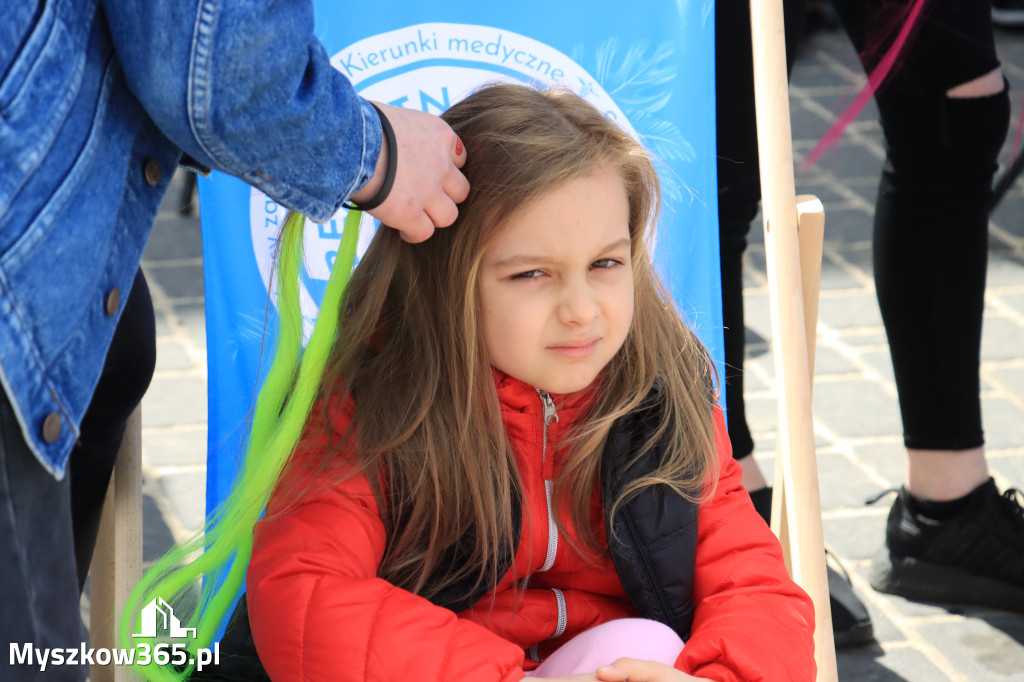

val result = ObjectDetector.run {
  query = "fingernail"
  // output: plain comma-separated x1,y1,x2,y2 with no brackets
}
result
455,137,464,155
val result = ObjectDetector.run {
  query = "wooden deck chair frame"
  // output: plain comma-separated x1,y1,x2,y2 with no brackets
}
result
751,0,839,679
89,1,837,679
89,406,142,682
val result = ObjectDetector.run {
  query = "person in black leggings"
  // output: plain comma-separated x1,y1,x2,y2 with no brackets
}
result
718,0,1023,642
70,269,157,591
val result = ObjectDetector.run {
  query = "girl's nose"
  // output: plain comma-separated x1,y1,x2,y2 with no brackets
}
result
557,279,601,326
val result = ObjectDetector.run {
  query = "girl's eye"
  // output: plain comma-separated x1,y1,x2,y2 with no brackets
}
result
591,258,623,270
510,269,544,281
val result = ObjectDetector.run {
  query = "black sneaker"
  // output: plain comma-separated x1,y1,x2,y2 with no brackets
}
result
993,0,1024,28
869,479,1024,611
748,487,875,648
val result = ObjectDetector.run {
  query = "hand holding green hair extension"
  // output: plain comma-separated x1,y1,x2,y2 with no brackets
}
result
119,209,362,681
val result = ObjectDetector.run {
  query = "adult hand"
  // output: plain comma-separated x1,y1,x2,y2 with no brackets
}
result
348,102,469,243
595,659,712,682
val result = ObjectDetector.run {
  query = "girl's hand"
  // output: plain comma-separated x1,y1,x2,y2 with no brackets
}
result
528,674,602,682
595,658,712,682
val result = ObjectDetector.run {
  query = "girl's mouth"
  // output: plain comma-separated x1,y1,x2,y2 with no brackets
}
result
547,338,600,358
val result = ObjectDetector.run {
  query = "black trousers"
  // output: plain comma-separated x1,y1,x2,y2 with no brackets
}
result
1,391,84,681
718,0,1008,457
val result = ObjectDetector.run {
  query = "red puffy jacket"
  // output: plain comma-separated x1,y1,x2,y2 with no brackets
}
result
247,373,815,681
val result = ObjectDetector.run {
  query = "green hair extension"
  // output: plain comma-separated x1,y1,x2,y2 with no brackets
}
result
119,209,362,680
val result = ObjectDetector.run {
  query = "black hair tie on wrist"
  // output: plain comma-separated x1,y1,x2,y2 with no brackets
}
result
343,103,397,212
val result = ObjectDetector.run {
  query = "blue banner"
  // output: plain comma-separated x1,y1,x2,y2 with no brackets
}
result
200,0,721,517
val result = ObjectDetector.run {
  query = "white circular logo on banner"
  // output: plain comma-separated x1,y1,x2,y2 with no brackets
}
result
249,22,635,331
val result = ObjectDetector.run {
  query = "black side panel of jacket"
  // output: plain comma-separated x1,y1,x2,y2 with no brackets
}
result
601,387,698,641
191,597,269,681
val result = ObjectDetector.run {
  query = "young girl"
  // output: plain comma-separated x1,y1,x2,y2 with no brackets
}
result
243,83,815,681
122,82,813,682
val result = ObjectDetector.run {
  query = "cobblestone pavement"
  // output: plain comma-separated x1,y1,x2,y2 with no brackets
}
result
125,20,1024,682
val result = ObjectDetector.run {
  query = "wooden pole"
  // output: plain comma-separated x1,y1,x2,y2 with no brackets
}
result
771,195,826,558
795,196,825,380
90,406,143,682
750,2,837,679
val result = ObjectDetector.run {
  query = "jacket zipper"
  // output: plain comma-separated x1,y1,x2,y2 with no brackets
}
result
527,389,564,661
527,587,568,663
536,389,559,572
550,588,568,637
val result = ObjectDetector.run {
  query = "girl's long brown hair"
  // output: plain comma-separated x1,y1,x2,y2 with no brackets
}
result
303,82,718,601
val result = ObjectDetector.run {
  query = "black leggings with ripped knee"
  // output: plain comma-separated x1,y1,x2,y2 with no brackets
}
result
718,0,1009,457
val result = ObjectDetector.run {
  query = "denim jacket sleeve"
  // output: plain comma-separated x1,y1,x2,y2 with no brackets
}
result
100,0,382,222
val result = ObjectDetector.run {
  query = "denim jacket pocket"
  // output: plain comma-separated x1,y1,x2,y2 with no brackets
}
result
0,0,59,115
0,0,91,220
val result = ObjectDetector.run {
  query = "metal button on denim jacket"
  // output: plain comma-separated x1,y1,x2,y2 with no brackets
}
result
0,0,382,477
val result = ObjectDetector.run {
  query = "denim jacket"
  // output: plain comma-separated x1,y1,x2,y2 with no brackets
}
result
0,0,381,477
